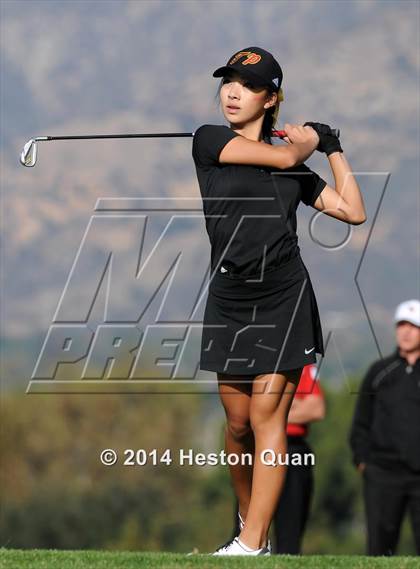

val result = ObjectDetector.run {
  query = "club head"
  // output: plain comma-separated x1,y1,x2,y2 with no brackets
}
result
20,139,37,167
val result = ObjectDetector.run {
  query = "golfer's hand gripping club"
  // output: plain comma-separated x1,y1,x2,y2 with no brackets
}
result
302,122,343,156
273,127,340,139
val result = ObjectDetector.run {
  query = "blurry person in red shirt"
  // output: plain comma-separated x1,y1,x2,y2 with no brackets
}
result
231,363,326,553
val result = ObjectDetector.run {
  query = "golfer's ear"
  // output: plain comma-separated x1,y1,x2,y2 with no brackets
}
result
219,136,294,169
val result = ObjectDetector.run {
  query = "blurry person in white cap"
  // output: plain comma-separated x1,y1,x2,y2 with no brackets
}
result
395,298,420,330
349,299,420,556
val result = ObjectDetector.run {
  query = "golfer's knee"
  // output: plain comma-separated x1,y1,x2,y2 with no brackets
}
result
226,416,252,441
250,409,287,433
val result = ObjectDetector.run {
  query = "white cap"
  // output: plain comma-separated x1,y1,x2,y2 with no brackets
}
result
394,299,420,327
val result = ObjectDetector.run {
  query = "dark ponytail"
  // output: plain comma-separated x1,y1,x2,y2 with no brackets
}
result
262,86,284,144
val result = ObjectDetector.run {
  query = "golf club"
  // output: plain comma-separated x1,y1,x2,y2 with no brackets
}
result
19,128,340,167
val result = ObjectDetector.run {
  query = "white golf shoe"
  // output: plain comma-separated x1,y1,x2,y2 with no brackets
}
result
238,512,272,554
212,536,271,556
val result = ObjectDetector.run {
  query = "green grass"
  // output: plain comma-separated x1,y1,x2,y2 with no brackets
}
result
1,549,420,569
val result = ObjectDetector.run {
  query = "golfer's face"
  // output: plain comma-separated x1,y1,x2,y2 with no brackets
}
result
220,71,270,123
395,321,420,352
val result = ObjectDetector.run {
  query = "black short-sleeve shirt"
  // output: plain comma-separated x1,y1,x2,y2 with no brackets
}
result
192,123,327,277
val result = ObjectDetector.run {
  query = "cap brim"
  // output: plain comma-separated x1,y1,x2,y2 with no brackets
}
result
212,66,271,89
396,318,420,327
212,66,232,78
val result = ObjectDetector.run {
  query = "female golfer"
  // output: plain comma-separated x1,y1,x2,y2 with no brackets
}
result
192,46,366,556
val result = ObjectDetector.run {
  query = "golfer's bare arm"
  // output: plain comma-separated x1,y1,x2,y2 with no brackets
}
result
312,152,367,225
219,136,316,170
219,134,368,226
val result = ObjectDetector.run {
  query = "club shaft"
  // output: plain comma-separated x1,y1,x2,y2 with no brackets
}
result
38,133,193,141
37,128,339,141
21,127,340,167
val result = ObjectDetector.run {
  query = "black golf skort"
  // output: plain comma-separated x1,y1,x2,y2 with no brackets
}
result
200,253,324,376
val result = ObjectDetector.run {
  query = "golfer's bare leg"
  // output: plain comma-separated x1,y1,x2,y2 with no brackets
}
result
217,373,254,521
238,368,302,550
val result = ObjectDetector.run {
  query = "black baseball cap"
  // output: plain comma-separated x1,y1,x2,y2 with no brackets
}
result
213,46,283,92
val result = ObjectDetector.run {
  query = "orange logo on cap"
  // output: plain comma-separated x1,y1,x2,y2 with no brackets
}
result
229,51,262,66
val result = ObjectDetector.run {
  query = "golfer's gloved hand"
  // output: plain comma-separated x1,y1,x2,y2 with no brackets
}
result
303,121,343,156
